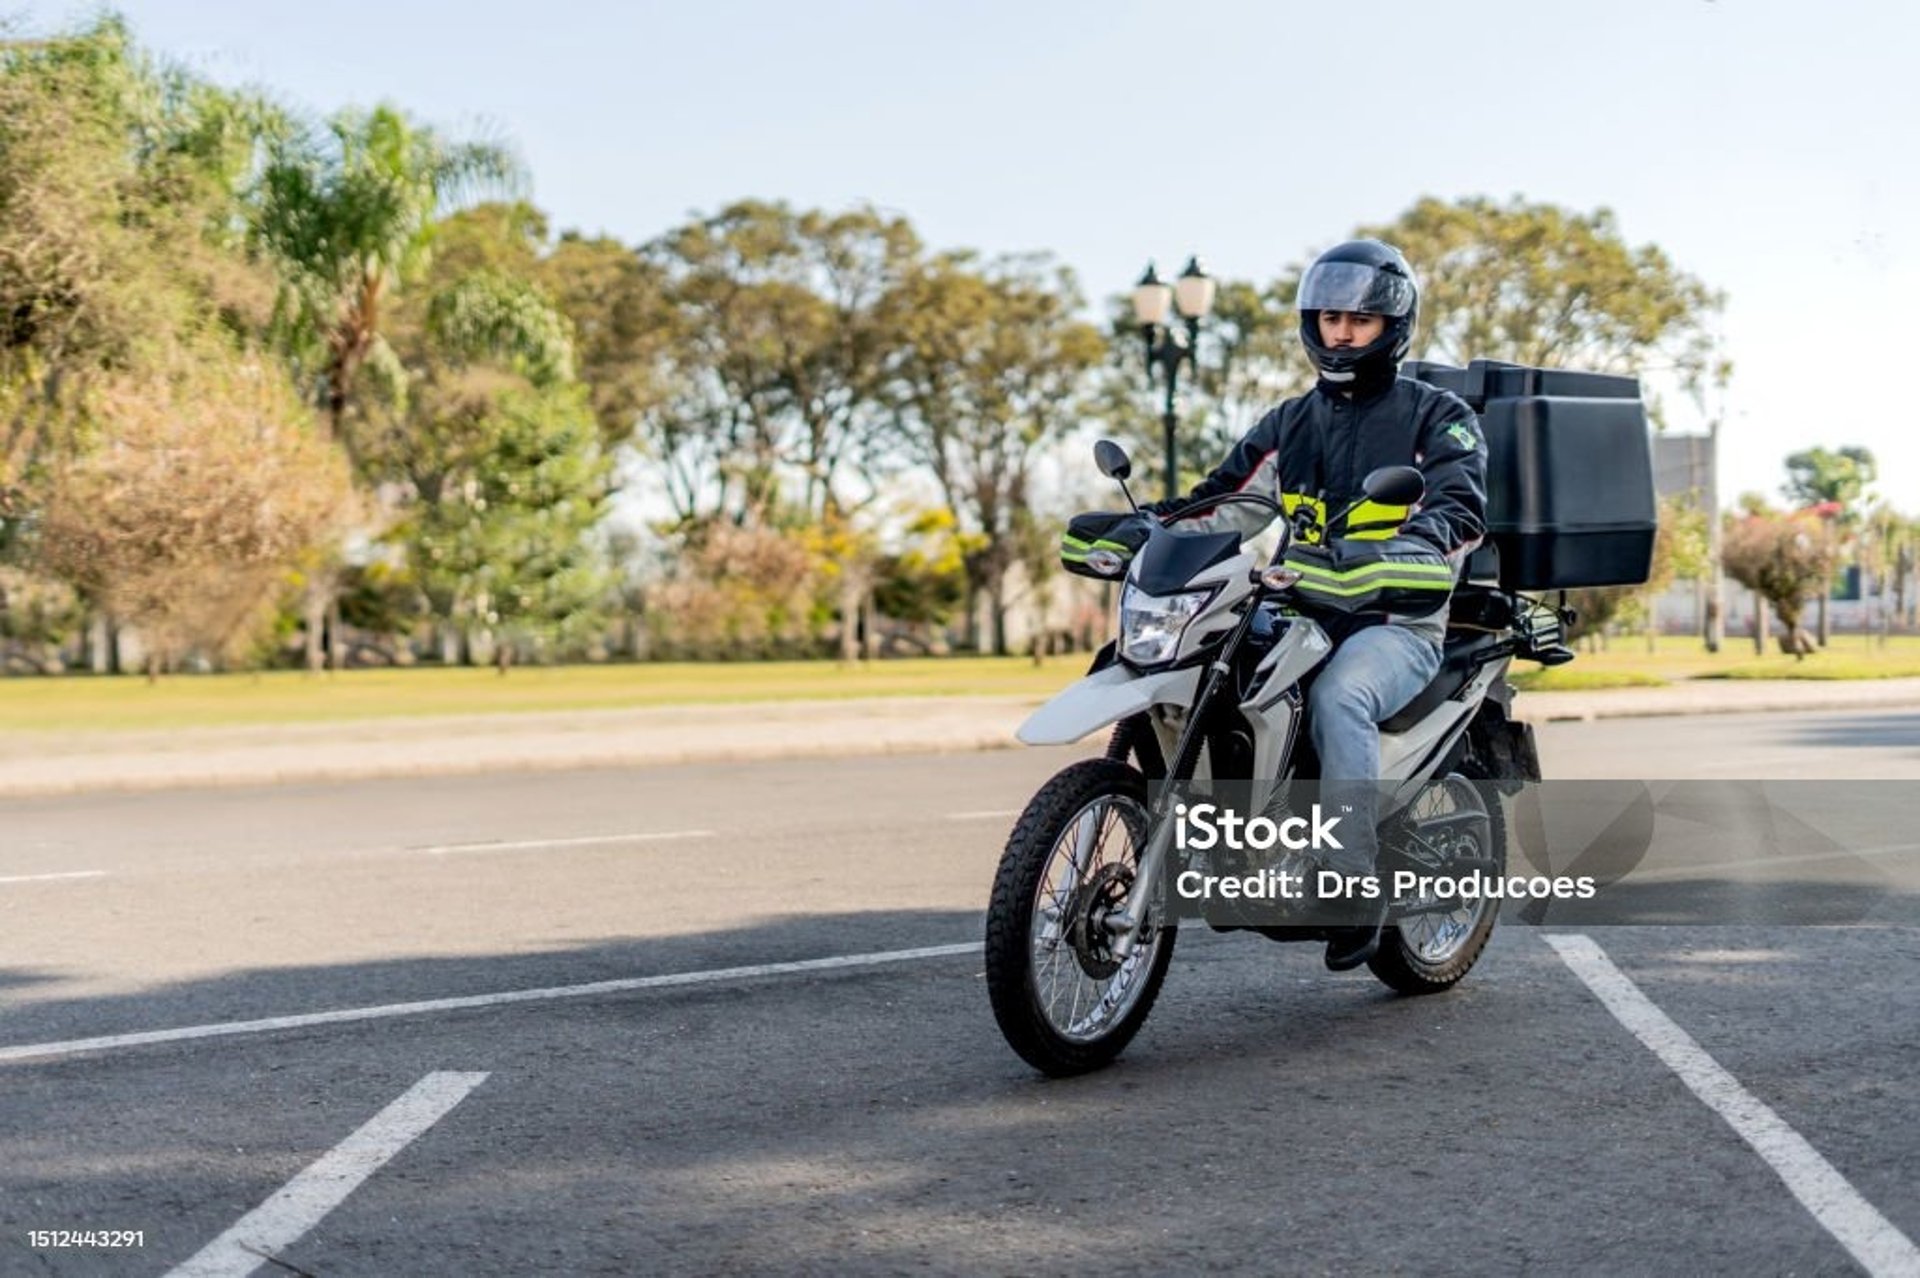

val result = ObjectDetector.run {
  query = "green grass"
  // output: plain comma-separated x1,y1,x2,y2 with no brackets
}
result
1507,667,1670,692
0,657,1088,735
9,631,1920,736
1531,633,1920,683
1693,657,1920,680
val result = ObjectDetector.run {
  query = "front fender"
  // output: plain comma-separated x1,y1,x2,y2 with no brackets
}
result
1017,663,1201,746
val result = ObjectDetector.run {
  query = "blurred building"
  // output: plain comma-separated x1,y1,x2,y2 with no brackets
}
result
1649,432,1727,636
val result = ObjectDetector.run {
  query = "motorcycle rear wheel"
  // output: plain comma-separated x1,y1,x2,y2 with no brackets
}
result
1368,767,1506,995
984,758,1176,1076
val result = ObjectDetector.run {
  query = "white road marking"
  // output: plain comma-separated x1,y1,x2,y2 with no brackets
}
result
0,870,108,885
0,942,982,1065
414,829,714,855
945,809,1020,821
166,1071,488,1278
1544,934,1920,1278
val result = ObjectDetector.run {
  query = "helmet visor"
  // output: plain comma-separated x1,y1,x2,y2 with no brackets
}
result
1297,261,1416,317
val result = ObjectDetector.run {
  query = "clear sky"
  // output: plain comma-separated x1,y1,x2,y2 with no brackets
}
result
39,0,1920,509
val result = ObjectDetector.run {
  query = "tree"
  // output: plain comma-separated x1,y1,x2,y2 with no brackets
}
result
2,19,338,674
643,521,824,660
1783,446,1876,509
32,354,351,676
639,200,920,526
358,205,611,668
538,230,678,451
1,17,283,522
1855,502,1914,643
248,106,522,670
0,565,83,672
1349,196,1730,422
1781,445,1875,645
871,506,969,644
1722,509,1836,657
891,253,1104,653
405,385,612,668
252,105,522,446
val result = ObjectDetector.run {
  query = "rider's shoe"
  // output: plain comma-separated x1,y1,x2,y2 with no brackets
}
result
1323,895,1390,972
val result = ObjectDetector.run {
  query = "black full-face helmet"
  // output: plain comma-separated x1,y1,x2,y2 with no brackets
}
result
1296,239,1420,388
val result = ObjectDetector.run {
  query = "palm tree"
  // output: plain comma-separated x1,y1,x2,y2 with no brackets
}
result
250,106,521,667
254,104,522,449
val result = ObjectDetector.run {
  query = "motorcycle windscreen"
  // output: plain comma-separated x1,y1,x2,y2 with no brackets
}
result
1133,527,1241,595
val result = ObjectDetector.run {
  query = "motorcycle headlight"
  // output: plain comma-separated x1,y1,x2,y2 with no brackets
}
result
1119,584,1211,666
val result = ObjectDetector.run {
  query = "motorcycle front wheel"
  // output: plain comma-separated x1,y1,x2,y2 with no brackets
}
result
984,758,1176,1076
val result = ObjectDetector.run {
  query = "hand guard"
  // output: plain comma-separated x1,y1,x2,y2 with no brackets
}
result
1282,536,1455,617
1061,511,1152,579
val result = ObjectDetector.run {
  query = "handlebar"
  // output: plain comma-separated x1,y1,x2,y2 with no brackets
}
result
1155,492,1298,586
1155,491,1283,524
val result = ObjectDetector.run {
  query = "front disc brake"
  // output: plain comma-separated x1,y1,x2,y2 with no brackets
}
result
1066,862,1133,979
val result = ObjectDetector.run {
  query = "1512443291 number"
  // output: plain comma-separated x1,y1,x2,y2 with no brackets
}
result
28,1230,146,1249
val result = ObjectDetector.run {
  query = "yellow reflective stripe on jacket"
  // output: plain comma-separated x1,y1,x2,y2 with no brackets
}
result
1288,558,1452,579
1287,553,1454,601
1281,492,1327,544
1294,575,1454,598
1282,564,1443,591
1342,499,1410,541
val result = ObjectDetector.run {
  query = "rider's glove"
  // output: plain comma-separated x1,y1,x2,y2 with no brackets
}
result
1281,536,1455,617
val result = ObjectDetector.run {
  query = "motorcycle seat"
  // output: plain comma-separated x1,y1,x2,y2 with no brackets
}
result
1379,632,1508,734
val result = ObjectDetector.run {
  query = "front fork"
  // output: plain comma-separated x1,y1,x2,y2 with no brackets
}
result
1103,607,1260,960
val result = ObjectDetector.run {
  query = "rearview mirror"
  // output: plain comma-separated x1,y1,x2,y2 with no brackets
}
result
1362,465,1424,508
1094,440,1132,480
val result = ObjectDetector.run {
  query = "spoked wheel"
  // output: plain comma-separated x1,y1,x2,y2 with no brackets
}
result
1369,769,1505,995
984,758,1177,1076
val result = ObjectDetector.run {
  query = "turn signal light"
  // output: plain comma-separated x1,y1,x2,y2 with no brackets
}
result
1259,565,1303,590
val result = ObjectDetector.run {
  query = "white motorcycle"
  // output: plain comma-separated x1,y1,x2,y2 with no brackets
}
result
984,440,1567,1076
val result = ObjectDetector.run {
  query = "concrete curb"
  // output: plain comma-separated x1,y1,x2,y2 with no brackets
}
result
5,680,1920,798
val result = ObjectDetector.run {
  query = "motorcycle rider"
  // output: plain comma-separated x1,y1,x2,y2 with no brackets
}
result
1144,239,1489,971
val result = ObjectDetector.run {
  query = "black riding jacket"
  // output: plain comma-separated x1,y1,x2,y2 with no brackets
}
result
1153,374,1490,643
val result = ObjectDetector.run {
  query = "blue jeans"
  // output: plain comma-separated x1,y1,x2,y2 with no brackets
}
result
1307,624,1442,877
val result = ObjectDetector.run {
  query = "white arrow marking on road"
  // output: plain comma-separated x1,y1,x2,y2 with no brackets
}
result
0,943,982,1065
414,829,714,855
0,870,107,885
167,1071,488,1278
1544,934,1920,1278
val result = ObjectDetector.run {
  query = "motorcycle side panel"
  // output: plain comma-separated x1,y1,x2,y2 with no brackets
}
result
1238,618,1330,809
1379,699,1473,782
1379,658,1510,804
1245,617,1331,710
1016,664,1204,746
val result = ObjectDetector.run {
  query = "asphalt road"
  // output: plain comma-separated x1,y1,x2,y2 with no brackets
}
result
3,708,1917,1275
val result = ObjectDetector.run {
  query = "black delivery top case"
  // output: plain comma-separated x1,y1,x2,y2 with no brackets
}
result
1402,359,1658,591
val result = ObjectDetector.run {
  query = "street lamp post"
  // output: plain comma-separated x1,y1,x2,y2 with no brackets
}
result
1131,256,1217,502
